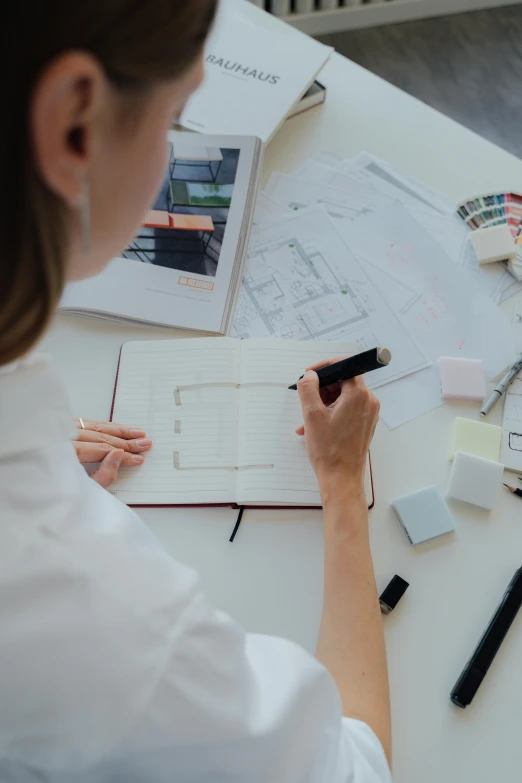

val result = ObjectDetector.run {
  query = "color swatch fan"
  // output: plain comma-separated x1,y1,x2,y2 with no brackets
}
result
457,192,522,280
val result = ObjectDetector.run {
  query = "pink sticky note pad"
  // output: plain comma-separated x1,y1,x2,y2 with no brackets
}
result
438,357,487,401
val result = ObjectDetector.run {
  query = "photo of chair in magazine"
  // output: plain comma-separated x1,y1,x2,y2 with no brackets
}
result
59,130,263,334
123,142,240,279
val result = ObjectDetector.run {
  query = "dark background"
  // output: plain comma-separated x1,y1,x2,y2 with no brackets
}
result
319,6,522,159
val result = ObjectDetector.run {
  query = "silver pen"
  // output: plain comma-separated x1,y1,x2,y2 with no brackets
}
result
481,355,522,416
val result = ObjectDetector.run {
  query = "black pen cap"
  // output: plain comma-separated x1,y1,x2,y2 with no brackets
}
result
379,575,409,615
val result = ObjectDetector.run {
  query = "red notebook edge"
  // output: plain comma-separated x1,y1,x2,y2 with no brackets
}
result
109,344,375,512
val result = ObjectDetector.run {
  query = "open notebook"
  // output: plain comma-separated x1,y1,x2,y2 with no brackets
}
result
110,338,374,509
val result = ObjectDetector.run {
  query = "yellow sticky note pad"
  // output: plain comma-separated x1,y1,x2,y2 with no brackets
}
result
451,417,501,462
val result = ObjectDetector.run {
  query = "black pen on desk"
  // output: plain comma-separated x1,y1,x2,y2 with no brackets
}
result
504,483,522,500
451,566,522,708
288,347,392,390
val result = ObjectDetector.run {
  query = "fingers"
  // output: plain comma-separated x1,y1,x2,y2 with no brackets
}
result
339,377,380,421
339,375,368,398
76,429,152,454
295,382,340,435
91,450,125,488
305,356,345,372
75,419,146,440
297,371,324,418
319,383,342,407
72,440,144,466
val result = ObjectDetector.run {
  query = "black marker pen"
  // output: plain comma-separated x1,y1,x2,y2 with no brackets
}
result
451,567,522,708
288,347,391,390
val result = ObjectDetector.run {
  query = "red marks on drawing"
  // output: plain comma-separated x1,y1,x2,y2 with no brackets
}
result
386,239,419,272
416,275,450,326
387,242,407,271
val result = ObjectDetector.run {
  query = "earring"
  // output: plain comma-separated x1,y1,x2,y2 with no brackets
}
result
80,180,91,253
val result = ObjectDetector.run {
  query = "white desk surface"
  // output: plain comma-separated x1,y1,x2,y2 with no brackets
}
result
42,21,522,783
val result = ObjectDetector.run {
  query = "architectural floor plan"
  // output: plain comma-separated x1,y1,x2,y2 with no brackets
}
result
232,208,429,389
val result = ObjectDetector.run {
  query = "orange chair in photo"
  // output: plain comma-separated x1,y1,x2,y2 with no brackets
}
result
143,210,214,233
142,210,215,255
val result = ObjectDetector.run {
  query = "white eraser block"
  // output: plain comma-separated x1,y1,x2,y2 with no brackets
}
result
392,486,456,545
438,357,486,401
447,451,504,511
451,417,501,461
470,224,516,265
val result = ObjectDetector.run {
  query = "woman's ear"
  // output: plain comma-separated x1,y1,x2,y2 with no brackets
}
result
31,52,106,208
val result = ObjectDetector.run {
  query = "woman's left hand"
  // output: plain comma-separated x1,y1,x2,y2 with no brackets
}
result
72,419,152,486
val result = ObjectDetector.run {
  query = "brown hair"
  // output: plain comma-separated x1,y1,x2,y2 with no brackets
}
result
0,0,217,366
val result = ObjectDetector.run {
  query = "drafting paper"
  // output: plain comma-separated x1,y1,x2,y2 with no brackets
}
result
231,208,430,390
346,203,516,381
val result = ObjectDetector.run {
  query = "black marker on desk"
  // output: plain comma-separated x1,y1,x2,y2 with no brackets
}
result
451,567,522,708
504,483,522,500
288,347,392,390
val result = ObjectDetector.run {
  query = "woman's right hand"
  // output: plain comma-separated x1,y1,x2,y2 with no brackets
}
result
299,364,391,764
296,360,380,497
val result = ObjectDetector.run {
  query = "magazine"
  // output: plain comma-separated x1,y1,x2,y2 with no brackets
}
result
59,131,263,335
179,0,332,143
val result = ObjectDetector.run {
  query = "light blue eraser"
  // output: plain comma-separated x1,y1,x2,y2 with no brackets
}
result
392,486,456,546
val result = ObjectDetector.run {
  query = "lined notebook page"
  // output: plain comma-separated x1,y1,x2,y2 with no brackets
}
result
239,339,360,386
238,388,318,504
111,338,240,505
237,340,371,505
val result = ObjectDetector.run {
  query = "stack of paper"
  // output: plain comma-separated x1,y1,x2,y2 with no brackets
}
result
233,150,516,429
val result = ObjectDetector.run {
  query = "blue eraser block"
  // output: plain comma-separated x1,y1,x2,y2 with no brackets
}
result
392,486,456,545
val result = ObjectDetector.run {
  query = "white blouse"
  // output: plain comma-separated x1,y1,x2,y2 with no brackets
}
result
0,357,391,782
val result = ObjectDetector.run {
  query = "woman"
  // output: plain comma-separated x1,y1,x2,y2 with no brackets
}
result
0,2,391,781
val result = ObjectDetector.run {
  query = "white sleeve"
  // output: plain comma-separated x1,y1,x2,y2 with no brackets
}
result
123,583,391,783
